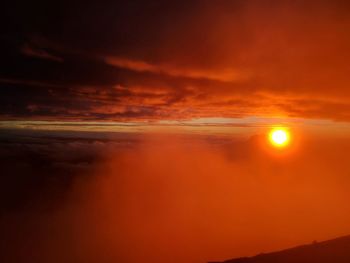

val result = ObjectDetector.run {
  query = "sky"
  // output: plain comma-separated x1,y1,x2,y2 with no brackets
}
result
1,1,350,263
1,0,350,123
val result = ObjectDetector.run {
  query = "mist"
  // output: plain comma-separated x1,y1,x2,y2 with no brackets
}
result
1,134,350,263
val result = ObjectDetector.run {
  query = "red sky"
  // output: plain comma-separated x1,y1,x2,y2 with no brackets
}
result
1,1,350,263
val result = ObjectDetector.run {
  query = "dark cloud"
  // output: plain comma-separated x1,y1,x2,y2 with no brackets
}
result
20,43,64,62
0,130,141,214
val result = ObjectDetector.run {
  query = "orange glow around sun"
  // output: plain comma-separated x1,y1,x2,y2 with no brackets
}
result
269,128,290,148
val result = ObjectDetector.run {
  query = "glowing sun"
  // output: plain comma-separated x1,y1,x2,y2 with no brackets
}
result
269,128,290,147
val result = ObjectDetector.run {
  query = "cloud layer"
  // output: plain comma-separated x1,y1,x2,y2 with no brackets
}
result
1,132,350,262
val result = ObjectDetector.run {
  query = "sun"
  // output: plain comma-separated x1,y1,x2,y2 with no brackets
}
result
269,128,290,147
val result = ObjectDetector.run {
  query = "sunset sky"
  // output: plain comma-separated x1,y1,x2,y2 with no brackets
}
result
1,1,350,263
1,0,350,124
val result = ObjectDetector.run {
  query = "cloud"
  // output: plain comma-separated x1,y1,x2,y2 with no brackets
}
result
104,56,249,82
20,43,64,62
1,134,350,262
1,77,350,122
0,77,62,88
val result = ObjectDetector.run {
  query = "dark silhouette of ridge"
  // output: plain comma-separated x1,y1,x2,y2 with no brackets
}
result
210,235,350,263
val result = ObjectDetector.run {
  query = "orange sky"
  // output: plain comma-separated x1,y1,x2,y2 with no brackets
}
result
1,1,350,263
1,1,350,122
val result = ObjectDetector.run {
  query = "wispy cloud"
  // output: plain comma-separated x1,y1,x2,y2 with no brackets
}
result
20,43,63,62
104,56,249,82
